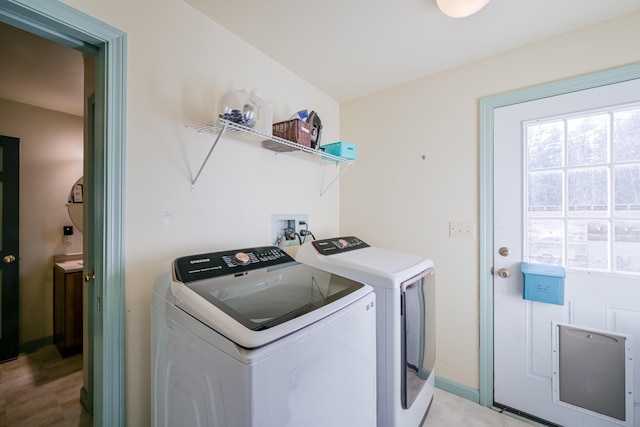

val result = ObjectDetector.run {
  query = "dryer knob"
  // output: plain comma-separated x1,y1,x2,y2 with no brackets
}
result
336,239,348,249
234,252,250,265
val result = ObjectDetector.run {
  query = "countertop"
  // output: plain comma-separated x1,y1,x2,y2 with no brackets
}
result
54,253,83,273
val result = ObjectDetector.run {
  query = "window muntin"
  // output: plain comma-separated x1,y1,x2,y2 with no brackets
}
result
525,105,640,274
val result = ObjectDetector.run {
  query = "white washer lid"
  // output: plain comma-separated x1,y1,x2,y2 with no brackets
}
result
296,242,433,289
172,263,372,348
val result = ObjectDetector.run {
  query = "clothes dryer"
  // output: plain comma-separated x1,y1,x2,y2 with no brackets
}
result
152,245,377,427
296,236,436,427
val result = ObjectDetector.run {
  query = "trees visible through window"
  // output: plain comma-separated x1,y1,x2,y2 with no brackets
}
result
525,105,640,273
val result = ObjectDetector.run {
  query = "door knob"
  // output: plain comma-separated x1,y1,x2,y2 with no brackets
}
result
3,255,15,264
85,273,95,282
498,247,510,257
497,268,511,278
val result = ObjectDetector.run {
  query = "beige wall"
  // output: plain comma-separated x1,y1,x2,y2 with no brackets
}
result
340,11,640,391
25,0,639,423
59,0,342,425
0,98,84,345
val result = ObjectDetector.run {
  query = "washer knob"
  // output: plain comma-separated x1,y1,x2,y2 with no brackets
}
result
336,239,348,249
234,252,250,265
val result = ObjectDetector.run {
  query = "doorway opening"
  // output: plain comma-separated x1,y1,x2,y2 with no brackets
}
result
0,22,89,423
0,1,127,425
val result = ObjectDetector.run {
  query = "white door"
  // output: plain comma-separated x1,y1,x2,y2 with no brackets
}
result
493,78,640,427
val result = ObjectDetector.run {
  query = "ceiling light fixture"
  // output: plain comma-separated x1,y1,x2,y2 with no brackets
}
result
436,0,490,18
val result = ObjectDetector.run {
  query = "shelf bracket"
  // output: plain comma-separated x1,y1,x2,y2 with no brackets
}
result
187,119,354,193
191,121,229,189
320,162,352,196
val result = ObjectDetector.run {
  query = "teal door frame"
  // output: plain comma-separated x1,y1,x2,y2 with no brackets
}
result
478,62,640,407
0,1,127,425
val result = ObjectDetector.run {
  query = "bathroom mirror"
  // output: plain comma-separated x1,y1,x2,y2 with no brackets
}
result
67,176,84,232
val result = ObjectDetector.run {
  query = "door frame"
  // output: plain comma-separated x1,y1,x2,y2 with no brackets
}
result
478,61,640,408
0,1,127,425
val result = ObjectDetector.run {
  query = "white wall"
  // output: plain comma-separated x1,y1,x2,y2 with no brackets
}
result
0,98,84,345
60,1,342,425
340,11,640,391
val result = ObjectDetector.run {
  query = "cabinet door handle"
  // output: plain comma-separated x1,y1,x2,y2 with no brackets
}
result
85,272,95,282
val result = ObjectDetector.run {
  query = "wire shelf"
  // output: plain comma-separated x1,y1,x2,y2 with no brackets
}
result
187,119,353,194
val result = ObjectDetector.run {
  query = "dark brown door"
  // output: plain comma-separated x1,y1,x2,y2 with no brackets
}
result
0,135,20,363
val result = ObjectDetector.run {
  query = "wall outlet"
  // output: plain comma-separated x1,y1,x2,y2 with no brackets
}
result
449,221,475,238
272,214,308,246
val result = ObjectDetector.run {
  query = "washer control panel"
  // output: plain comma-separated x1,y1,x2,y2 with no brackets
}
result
311,236,369,255
174,246,294,283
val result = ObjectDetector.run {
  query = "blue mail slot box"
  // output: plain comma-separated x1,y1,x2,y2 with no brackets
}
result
521,262,566,305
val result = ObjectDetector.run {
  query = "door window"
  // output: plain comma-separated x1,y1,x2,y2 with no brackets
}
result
525,105,640,273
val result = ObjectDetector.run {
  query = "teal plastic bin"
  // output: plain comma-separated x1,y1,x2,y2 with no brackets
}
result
320,141,357,160
521,262,566,305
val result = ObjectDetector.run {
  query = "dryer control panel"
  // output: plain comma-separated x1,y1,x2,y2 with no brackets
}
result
311,236,370,255
174,246,295,283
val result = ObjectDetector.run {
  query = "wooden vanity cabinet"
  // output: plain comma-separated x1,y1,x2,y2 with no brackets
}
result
53,262,83,357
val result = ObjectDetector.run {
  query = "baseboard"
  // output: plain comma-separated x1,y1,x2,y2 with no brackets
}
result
80,386,93,415
435,375,480,404
19,336,54,354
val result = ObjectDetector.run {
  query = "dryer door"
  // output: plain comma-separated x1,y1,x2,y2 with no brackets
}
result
401,267,436,409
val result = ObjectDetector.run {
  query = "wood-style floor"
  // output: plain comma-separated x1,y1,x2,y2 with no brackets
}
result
0,345,92,427
0,345,534,427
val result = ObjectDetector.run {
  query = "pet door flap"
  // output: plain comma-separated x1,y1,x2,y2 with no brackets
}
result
552,323,633,426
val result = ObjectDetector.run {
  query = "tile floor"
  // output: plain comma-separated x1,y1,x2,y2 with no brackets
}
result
423,388,534,426
1,345,533,427
0,345,92,427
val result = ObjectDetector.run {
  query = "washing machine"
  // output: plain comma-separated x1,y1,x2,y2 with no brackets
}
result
296,236,436,427
151,245,377,427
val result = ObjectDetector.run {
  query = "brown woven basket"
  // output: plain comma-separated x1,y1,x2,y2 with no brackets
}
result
263,119,312,152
